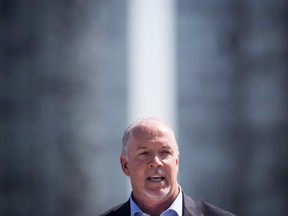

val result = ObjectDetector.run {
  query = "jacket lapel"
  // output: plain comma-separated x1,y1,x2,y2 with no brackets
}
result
115,200,130,216
183,193,204,216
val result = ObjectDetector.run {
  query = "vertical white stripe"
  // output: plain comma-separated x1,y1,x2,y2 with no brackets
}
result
126,0,177,195
127,0,177,126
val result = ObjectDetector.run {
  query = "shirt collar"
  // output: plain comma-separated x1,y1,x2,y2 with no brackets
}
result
130,186,183,216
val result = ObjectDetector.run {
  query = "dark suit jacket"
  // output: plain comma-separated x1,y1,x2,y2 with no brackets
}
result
99,192,237,216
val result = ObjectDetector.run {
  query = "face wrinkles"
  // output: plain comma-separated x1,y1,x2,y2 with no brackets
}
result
135,142,174,162
128,122,178,157
121,119,179,207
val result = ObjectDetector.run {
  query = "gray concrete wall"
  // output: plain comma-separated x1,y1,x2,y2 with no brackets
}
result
0,1,127,215
1,0,287,216
178,1,288,215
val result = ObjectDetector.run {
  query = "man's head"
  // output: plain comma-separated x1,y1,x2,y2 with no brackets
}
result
120,117,180,206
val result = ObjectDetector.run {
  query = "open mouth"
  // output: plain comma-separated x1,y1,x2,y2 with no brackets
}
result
147,176,165,182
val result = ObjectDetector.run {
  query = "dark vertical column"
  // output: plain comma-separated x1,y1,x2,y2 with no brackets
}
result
177,0,288,215
0,0,127,215
238,1,288,215
0,1,62,215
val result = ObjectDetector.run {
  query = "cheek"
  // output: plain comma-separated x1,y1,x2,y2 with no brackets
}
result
129,161,146,175
166,159,179,174
165,157,178,166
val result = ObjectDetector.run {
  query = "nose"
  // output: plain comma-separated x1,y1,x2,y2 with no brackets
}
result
148,154,163,168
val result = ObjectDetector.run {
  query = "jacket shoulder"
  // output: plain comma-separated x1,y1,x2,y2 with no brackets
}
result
184,194,237,216
98,201,130,216
199,200,237,216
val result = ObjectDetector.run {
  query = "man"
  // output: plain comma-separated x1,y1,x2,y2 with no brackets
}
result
99,117,237,216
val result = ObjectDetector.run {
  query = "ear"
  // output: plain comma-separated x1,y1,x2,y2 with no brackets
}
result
120,155,130,176
175,156,179,171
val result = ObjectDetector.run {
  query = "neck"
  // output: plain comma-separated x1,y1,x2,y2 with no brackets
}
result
132,187,180,216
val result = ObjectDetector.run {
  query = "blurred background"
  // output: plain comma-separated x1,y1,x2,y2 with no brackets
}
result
1,0,288,215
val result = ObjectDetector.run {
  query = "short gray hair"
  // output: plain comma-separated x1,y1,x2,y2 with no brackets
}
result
121,117,179,157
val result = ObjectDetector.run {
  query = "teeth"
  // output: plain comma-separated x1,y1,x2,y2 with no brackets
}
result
148,177,164,182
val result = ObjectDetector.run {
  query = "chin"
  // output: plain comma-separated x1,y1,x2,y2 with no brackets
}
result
144,186,171,201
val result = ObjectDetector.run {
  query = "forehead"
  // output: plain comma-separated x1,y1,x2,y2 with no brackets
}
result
131,122,168,138
128,121,175,148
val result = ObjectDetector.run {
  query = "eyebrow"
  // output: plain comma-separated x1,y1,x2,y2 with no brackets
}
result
136,145,173,151
136,146,148,151
160,145,173,150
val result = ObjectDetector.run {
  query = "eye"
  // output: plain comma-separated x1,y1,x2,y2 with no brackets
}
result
161,149,172,155
139,151,148,156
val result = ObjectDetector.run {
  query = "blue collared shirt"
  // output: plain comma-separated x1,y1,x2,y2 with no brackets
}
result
130,187,183,216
